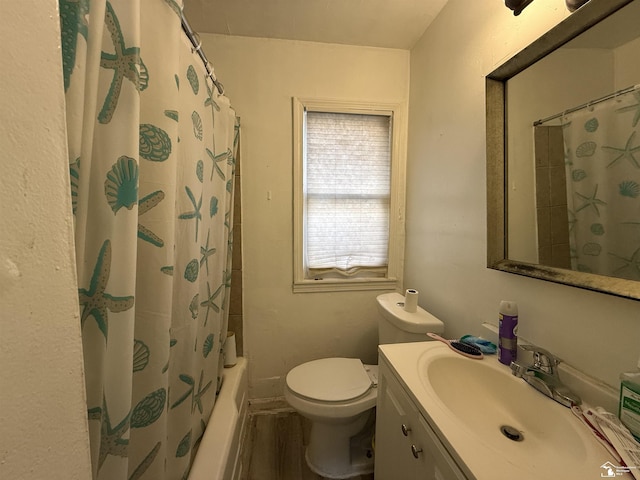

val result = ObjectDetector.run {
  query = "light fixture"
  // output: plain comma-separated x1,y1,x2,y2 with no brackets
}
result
505,0,535,16
565,0,590,12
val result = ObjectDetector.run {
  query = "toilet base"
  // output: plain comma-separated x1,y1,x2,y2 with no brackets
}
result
304,409,375,479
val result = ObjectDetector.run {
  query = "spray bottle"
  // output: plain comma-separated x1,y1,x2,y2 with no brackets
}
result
498,301,518,366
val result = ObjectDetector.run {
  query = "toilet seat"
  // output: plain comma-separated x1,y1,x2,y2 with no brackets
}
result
286,358,373,402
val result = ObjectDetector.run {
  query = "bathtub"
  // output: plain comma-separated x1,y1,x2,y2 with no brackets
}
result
188,357,248,480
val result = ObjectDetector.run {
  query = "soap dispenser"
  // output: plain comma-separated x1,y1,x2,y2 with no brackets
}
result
619,355,640,441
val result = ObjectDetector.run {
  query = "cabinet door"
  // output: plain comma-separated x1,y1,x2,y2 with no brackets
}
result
375,365,421,480
375,360,468,480
411,413,468,480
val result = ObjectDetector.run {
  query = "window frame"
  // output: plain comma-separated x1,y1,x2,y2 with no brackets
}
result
292,97,407,293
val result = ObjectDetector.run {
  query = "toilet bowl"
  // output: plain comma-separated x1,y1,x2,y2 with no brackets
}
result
284,292,445,479
284,358,377,478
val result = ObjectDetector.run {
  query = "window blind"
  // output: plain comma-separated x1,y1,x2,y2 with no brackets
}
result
304,111,391,276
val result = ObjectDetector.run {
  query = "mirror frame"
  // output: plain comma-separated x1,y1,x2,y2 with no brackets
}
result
486,0,640,301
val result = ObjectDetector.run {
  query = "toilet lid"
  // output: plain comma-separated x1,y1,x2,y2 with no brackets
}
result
286,358,373,402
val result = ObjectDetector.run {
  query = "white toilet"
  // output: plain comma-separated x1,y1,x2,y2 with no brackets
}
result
284,291,444,478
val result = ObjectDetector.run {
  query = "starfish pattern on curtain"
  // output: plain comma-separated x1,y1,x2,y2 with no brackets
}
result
562,88,640,280
60,1,239,478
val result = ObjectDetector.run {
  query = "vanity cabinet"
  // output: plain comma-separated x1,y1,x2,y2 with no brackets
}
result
375,358,468,480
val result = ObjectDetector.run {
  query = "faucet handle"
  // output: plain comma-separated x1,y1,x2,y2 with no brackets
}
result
520,344,561,372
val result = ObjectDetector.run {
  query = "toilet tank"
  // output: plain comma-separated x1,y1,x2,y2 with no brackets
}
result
376,292,444,344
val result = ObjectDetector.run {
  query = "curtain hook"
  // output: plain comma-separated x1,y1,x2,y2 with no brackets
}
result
191,32,202,54
204,61,215,79
204,61,223,94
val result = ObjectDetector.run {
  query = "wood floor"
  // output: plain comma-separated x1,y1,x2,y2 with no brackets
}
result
239,403,375,480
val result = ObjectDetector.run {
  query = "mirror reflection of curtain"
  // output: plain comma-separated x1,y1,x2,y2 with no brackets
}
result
61,1,238,478
561,88,640,279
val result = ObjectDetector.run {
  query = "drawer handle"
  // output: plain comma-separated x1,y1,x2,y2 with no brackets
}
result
401,424,411,436
411,444,423,459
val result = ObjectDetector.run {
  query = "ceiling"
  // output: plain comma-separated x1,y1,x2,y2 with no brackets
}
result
182,0,450,50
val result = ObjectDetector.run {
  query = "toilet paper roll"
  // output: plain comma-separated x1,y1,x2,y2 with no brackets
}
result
404,289,419,313
224,331,237,368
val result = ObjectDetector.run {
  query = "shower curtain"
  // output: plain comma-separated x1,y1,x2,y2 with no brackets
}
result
562,88,640,279
61,1,238,478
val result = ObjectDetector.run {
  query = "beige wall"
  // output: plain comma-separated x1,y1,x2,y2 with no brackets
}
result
406,0,640,389
0,1,92,478
200,34,410,398
615,35,640,89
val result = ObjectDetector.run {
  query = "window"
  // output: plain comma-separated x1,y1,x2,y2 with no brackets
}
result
293,98,407,292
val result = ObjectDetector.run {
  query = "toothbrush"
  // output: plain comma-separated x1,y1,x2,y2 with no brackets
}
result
427,333,484,359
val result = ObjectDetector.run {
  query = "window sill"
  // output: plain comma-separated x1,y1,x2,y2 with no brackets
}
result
292,277,398,293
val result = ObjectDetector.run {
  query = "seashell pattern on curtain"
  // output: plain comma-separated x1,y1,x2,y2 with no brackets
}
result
60,0,239,478
561,89,640,279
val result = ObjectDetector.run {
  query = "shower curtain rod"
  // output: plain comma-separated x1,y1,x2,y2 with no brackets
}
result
181,12,224,95
533,83,640,126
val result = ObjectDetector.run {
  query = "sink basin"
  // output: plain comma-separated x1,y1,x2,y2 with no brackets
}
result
421,351,588,471
379,341,629,480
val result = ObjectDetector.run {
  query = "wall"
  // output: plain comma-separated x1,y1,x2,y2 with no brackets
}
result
533,125,571,269
405,0,640,389
0,1,92,479
200,34,410,398
615,35,640,89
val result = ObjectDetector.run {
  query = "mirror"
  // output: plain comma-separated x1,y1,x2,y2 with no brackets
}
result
487,0,640,300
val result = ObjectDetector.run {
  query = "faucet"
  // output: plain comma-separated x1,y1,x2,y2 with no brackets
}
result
510,344,581,408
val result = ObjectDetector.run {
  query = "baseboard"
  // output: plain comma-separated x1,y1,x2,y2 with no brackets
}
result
248,396,294,414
